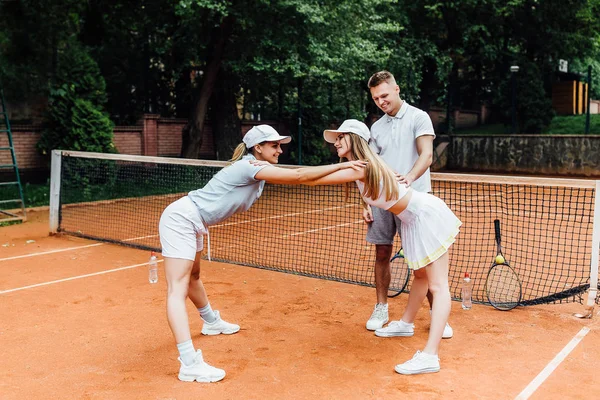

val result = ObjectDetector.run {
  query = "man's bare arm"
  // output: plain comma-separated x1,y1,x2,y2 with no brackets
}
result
399,135,434,186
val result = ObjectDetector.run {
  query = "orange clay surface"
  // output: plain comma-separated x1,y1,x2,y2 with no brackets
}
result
1,209,599,400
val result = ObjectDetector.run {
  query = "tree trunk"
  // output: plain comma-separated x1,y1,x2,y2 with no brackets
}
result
418,57,437,112
211,69,241,161
180,16,235,159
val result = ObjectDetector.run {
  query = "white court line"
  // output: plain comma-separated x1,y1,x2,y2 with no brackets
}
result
282,220,363,238
0,204,359,262
0,260,163,294
0,243,105,262
0,214,360,293
0,233,158,262
514,327,590,400
212,204,358,228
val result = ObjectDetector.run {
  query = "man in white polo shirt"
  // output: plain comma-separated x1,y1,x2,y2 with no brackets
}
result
364,70,453,339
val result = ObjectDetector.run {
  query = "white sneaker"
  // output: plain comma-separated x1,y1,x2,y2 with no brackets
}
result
375,320,414,337
201,311,240,335
443,323,453,339
394,351,440,375
366,304,389,331
178,350,226,382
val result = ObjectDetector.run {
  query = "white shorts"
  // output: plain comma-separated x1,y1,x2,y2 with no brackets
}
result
159,196,207,261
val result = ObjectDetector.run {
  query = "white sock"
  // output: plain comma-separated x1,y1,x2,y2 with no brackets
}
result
177,339,196,366
198,303,217,323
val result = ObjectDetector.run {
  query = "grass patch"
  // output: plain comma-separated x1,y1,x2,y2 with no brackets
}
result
453,114,600,135
543,114,600,134
0,181,51,209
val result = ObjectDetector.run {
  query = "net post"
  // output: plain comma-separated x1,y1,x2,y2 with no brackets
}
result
578,180,600,318
49,150,62,234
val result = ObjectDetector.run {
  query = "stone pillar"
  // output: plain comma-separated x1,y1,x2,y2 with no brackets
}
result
142,114,160,156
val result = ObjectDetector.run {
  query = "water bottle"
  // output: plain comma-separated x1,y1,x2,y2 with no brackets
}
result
148,252,158,284
461,272,472,310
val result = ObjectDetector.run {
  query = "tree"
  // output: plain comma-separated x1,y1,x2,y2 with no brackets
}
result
37,44,114,155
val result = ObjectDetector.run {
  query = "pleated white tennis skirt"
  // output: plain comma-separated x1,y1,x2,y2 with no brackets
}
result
397,191,461,270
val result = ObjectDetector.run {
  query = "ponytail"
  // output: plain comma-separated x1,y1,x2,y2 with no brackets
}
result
229,142,248,162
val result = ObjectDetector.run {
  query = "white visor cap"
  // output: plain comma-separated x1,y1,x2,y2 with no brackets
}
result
243,125,292,149
323,119,371,144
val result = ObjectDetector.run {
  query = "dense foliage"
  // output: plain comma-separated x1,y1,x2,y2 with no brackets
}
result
37,44,114,155
1,0,600,163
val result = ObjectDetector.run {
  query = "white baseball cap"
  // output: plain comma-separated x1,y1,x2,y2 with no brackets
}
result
243,125,292,148
323,119,371,144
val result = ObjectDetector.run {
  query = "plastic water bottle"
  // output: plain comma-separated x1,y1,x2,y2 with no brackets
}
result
148,252,158,284
461,272,472,310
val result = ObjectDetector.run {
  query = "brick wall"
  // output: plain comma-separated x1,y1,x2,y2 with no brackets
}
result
1,125,45,170
112,126,143,155
6,115,276,171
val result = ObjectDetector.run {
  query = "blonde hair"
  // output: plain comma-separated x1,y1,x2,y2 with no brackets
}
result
340,134,399,202
229,142,248,162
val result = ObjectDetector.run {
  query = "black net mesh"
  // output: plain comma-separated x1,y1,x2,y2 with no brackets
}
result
57,152,600,306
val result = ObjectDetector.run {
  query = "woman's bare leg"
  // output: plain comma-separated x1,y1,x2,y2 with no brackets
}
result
422,252,450,355
187,253,209,309
164,256,194,343
400,267,429,323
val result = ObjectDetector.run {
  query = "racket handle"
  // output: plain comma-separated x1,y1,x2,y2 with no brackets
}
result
494,219,501,242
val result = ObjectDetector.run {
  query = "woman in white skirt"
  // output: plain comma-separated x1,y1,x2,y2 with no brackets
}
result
312,119,461,375
159,124,366,383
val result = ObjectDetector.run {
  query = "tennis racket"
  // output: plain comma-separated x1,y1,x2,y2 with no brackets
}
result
387,247,410,298
485,219,522,311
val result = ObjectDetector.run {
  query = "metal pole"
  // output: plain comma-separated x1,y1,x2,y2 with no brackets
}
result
445,78,452,135
585,65,592,135
510,66,519,134
297,79,303,165
49,150,63,234
511,72,517,134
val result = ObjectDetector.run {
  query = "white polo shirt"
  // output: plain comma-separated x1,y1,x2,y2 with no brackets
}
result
369,101,435,193
187,154,268,226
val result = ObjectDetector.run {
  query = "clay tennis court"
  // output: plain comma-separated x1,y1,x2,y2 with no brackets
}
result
1,208,599,400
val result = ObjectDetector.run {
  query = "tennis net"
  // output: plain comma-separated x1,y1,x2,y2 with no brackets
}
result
49,150,600,307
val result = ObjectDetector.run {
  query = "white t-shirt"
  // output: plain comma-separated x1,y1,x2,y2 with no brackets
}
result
369,101,435,193
187,154,268,226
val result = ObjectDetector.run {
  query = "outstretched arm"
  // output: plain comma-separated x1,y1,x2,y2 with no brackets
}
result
305,167,365,186
254,161,366,185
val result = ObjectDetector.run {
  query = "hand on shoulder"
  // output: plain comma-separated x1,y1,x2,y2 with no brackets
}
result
395,172,412,187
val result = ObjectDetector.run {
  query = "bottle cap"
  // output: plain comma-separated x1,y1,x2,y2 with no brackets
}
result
464,272,470,278
151,251,155,257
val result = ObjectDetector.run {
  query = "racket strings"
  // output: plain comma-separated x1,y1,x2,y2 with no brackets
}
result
486,264,522,310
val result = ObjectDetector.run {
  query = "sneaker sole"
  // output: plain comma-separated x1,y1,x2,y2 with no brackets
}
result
201,327,240,336
375,331,414,338
394,366,440,375
178,373,226,383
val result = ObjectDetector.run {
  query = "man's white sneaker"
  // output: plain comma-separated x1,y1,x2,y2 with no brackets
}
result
178,350,226,382
442,322,453,339
366,304,389,331
394,351,440,375
201,311,240,335
375,320,414,337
